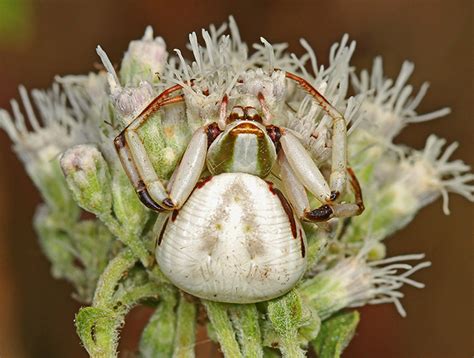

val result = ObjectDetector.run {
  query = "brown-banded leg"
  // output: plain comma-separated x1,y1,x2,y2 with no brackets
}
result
305,167,364,221
278,147,364,223
116,120,215,211
217,94,229,130
114,93,185,211
283,70,347,199
114,80,217,212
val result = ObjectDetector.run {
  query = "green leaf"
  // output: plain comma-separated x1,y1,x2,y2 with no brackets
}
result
267,290,303,336
267,290,306,357
312,310,360,358
139,290,178,358
75,306,120,358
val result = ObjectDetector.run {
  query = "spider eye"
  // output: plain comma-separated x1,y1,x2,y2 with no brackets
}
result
245,107,263,123
227,106,245,124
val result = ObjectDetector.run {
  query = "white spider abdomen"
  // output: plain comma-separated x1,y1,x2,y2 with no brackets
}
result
156,173,307,303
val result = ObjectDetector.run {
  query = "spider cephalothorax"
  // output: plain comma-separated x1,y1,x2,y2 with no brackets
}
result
114,69,364,303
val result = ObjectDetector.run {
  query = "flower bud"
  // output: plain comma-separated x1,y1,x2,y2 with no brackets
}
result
28,144,80,219
120,26,168,86
60,144,112,216
111,81,154,121
300,246,430,319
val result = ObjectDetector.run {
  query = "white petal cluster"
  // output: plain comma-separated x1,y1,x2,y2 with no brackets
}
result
351,57,451,141
308,243,431,318
0,84,89,176
394,135,474,214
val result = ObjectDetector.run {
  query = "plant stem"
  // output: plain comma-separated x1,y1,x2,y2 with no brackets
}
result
229,304,263,358
100,213,151,267
172,294,197,358
93,248,137,307
203,301,243,358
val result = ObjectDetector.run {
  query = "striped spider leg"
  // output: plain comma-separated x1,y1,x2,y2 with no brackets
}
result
279,149,364,221
114,83,219,212
275,70,364,221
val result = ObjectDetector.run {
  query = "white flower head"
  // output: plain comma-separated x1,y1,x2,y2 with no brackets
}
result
96,46,156,123
285,35,364,161
0,84,88,175
304,242,431,318
394,135,474,215
352,57,451,141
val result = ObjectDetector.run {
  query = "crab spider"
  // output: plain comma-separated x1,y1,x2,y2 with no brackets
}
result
114,70,364,302
115,71,363,221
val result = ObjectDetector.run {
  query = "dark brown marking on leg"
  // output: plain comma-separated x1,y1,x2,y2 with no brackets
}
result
206,122,221,147
137,188,165,212
196,176,213,189
305,204,334,222
114,132,126,149
269,184,297,239
162,198,175,209
266,125,282,147
136,83,184,119
347,167,365,214
329,191,339,201
158,217,169,246
265,181,277,195
299,230,306,258
283,71,332,111
171,209,179,222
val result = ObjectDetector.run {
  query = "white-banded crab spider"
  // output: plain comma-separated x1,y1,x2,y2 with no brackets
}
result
114,70,364,303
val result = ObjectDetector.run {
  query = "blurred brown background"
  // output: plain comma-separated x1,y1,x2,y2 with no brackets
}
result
0,0,472,357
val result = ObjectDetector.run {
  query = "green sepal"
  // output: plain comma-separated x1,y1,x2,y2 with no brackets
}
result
30,155,80,221
34,204,115,302
138,111,189,181
60,144,113,217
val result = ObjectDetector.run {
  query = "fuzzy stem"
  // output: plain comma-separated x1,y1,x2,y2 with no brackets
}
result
99,213,151,267
172,294,197,358
93,248,137,307
203,301,243,358
116,282,161,306
229,304,263,358
77,250,161,358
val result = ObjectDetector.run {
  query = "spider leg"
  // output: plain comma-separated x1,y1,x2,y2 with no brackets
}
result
114,82,212,212
284,71,347,198
217,94,229,130
279,129,332,205
257,92,272,125
279,139,364,222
